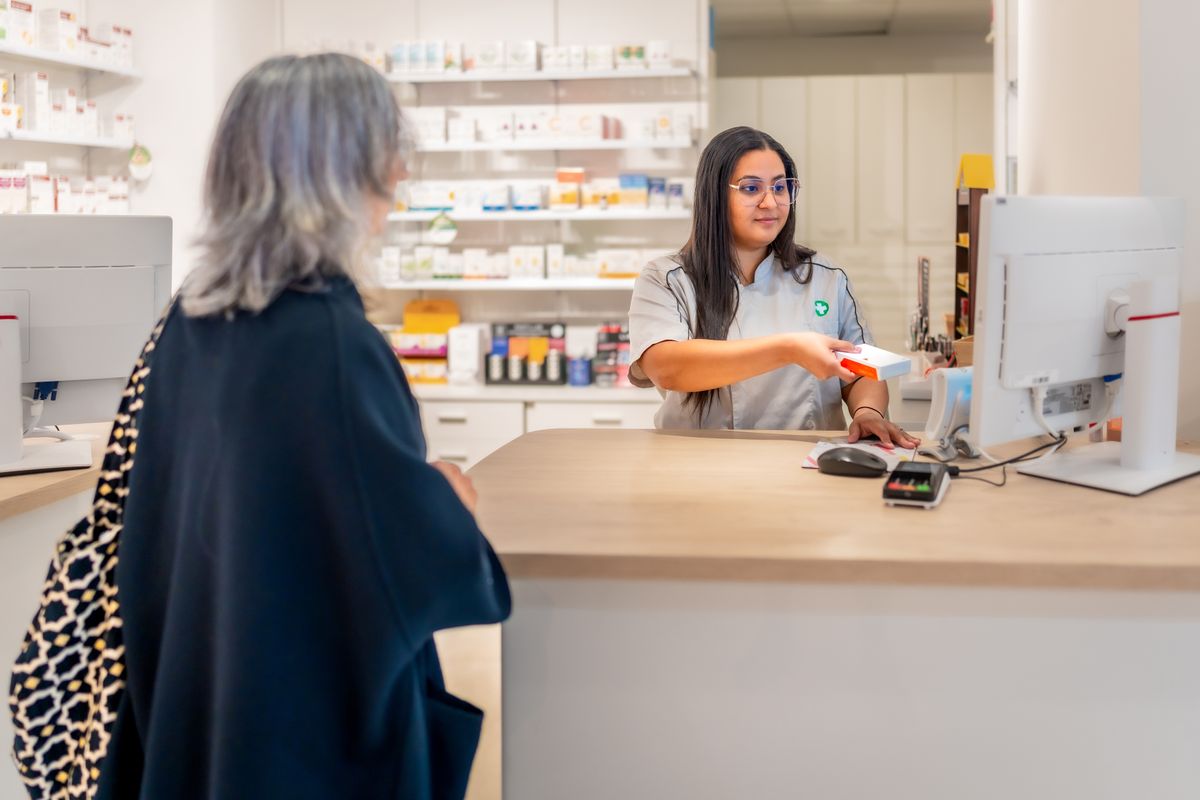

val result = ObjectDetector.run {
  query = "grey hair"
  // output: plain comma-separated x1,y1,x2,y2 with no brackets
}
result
182,53,405,317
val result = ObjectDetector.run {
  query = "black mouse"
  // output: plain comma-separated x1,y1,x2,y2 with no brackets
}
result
816,447,889,478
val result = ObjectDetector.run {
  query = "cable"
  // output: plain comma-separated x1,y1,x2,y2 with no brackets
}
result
952,434,1067,474
954,466,1008,487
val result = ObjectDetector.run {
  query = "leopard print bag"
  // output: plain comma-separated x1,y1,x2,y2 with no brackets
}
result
8,305,170,799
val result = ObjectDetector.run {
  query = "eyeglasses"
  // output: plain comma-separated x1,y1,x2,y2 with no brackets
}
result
727,178,802,207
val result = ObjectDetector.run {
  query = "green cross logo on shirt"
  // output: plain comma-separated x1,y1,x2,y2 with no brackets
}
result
814,300,830,317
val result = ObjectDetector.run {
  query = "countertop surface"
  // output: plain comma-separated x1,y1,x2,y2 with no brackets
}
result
0,424,108,523
471,428,1200,590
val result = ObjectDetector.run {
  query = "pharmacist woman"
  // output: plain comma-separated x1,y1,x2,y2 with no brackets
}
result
629,126,919,448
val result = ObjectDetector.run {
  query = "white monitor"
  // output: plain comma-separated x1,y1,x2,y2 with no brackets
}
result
969,195,1200,495
0,215,171,473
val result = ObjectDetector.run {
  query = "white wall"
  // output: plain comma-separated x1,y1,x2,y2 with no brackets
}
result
716,33,991,78
1016,0,1141,195
1141,0,1200,441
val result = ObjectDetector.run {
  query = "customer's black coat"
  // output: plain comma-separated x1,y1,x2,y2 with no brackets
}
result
98,277,511,799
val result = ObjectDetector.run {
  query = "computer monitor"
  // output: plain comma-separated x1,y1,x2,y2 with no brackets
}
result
968,195,1200,495
0,215,171,473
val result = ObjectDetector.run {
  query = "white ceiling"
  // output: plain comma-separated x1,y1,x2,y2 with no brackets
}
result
712,0,992,39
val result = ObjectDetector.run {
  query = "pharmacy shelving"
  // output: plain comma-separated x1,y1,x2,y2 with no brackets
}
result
418,138,694,153
0,43,140,79
384,278,636,291
389,67,693,84
411,383,659,403
388,209,690,222
2,130,133,149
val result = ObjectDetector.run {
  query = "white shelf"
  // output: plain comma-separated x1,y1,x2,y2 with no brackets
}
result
2,130,133,149
418,138,694,153
413,384,660,403
0,43,141,78
389,209,690,222
389,67,693,84
383,278,635,291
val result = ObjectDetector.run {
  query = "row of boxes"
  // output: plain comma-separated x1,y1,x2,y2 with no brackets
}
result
0,163,131,214
379,244,673,282
408,106,690,146
1,71,134,139
0,5,134,69
401,176,692,213
385,40,672,74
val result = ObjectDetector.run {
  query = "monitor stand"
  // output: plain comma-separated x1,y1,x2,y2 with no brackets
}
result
1018,283,1198,496
0,438,94,476
1018,441,1200,496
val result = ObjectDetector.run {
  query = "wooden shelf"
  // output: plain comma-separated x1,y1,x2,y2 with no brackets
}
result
0,42,140,78
388,67,693,84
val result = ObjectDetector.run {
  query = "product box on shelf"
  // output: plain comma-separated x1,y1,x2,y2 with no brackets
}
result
647,40,672,69
472,41,505,71
478,110,514,142
444,42,463,72
424,41,447,73
448,323,489,385
585,45,614,71
593,322,632,387
409,106,447,146
0,102,19,133
480,182,511,212
4,1,35,48
388,43,408,73
513,110,548,140
92,22,134,68
462,248,490,279
568,45,587,71
506,41,540,71
80,100,98,138
618,173,650,207
545,243,565,277
78,28,115,64
27,173,53,213
487,322,567,386
543,45,569,71
616,44,646,70
37,9,80,54
0,169,29,214
0,71,13,102
102,111,134,141
510,181,545,212
446,114,476,144
14,71,49,132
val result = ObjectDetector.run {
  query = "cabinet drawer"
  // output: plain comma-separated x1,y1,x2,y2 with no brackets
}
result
419,401,524,469
526,401,659,432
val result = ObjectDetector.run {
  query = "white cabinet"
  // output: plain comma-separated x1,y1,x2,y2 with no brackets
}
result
759,77,808,241
714,78,760,137
905,74,957,244
419,400,524,469
806,77,857,244
526,401,659,432
856,76,906,244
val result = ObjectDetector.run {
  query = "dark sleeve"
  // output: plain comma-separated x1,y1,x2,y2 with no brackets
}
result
331,310,511,654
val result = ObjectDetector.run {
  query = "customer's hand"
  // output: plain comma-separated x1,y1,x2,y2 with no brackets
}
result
432,460,478,514
848,408,921,450
789,332,858,381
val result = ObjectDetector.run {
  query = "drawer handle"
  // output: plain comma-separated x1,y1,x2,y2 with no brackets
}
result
436,412,469,424
437,452,470,463
592,415,624,425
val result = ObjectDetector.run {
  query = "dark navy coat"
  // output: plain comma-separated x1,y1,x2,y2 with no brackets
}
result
99,277,511,799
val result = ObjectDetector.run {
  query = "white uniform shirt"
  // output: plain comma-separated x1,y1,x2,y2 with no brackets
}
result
628,252,874,430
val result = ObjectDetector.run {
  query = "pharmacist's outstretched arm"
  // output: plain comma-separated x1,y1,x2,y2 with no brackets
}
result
638,333,857,393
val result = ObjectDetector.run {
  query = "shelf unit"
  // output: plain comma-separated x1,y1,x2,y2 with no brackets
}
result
954,186,988,338
417,138,694,153
0,43,141,78
1,130,132,149
412,384,658,403
384,278,635,291
389,209,690,223
388,67,693,84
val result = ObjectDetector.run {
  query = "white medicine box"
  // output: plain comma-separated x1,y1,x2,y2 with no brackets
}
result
37,9,80,54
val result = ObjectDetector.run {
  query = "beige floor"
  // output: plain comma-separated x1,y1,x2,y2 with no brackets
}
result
434,624,502,800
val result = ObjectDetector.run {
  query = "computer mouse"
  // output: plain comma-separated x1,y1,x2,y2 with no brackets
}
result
816,447,889,478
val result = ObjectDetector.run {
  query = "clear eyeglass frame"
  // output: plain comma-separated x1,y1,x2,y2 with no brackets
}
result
727,177,802,207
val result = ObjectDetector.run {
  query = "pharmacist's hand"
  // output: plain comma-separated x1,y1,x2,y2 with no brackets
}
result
432,460,478,514
790,332,858,381
848,408,921,450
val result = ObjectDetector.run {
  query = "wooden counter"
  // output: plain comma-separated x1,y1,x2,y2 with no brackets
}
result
472,428,1200,590
0,424,107,522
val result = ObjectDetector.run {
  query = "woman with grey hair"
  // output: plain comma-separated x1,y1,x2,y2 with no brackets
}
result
97,53,511,799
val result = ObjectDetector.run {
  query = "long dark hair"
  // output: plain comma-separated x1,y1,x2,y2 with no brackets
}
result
677,126,816,420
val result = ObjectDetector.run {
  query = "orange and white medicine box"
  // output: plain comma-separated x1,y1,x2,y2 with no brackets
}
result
835,343,912,381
